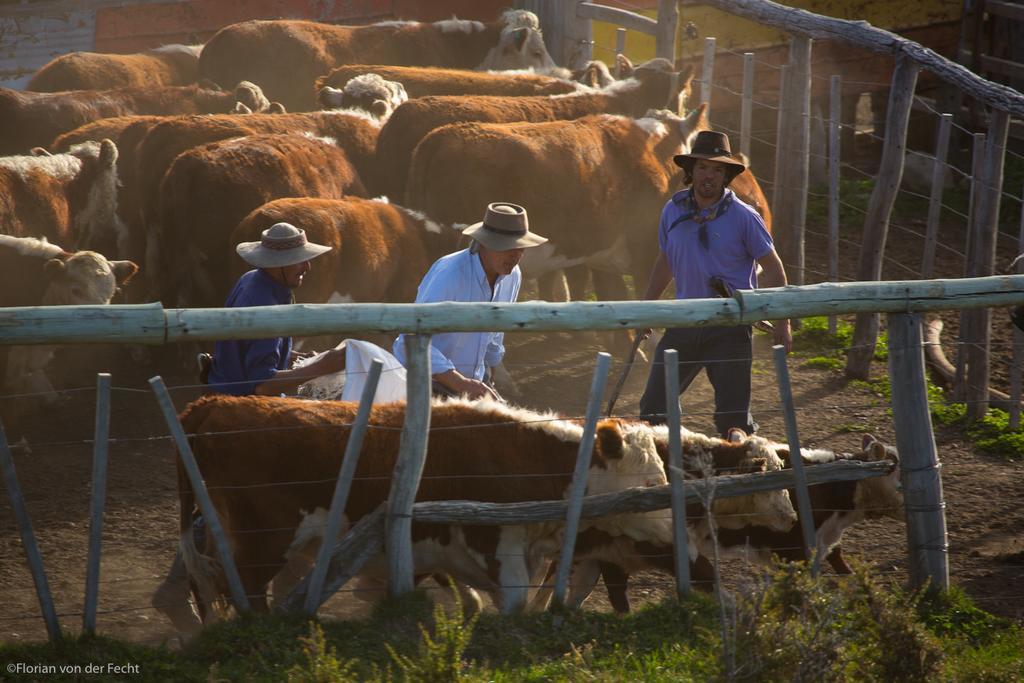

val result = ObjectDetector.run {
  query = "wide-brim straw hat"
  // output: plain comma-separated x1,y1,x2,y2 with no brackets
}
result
461,202,547,251
673,130,746,176
236,222,331,268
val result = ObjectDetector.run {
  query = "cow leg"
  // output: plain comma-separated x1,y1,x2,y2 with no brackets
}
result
565,559,603,610
151,550,202,638
598,561,632,613
826,545,853,574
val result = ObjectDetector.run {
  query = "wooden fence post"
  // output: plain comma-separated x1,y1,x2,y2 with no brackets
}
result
302,360,382,614
700,36,716,117
83,373,111,635
0,421,60,641
920,113,953,279
772,346,819,574
552,351,611,607
1011,182,1024,429
387,334,432,597
828,74,841,336
740,52,754,160
887,313,949,590
965,110,1011,421
955,131,987,402
149,376,250,613
845,51,920,380
775,35,811,289
662,350,691,596
772,63,789,215
656,0,679,62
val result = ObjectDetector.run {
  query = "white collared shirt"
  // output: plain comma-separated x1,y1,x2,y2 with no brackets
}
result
393,248,521,380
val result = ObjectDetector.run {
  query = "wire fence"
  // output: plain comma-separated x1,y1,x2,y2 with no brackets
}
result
1,324,1022,642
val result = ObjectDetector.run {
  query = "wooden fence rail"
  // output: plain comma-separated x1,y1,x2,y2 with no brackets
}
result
0,276,1023,345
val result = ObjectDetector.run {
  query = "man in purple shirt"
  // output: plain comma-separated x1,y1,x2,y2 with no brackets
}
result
638,131,792,437
207,222,345,395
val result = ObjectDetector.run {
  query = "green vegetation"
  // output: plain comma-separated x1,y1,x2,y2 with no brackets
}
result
2,565,1020,681
791,315,1024,459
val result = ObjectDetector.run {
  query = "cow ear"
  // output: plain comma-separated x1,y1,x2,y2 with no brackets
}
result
595,419,625,460
861,433,878,452
197,78,223,91
110,260,139,285
371,100,389,119
44,258,67,277
99,139,118,167
267,101,287,114
511,27,529,51
31,146,52,157
318,86,344,109
615,54,633,79
232,101,253,114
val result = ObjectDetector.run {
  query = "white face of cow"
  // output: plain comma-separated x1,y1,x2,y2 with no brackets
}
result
855,436,904,521
478,26,557,72
41,251,137,306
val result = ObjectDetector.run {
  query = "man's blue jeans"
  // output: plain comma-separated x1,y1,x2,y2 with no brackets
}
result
639,325,757,437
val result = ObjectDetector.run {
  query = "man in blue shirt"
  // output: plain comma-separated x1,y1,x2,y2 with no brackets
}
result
154,223,345,635
393,202,547,400
207,222,345,395
638,130,792,437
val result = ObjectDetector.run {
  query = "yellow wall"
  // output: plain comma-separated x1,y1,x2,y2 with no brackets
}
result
591,1,961,64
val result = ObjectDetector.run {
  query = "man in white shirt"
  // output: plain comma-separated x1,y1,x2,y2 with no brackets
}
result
393,202,547,400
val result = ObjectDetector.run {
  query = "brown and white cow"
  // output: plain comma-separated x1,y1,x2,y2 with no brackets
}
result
555,433,902,612
152,133,367,308
0,140,120,252
229,197,462,307
0,81,271,155
405,105,772,303
167,395,670,627
377,58,692,202
317,74,408,121
0,235,137,422
197,10,557,112
27,44,204,92
315,64,579,100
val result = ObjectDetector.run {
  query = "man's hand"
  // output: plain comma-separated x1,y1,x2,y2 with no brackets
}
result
434,369,500,401
774,319,793,353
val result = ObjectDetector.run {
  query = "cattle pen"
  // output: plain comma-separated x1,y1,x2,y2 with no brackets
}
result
1,274,1022,641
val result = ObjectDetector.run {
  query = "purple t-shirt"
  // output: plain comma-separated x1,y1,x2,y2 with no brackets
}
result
658,188,774,300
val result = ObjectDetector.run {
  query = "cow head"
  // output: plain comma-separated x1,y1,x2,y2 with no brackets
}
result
855,434,903,521
649,426,797,533
318,74,408,121
616,59,694,117
42,251,138,305
478,11,556,72
65,139,122,254
587,420,673,544
572,60,615,89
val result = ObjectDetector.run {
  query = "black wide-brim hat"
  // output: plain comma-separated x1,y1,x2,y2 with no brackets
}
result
673,130,746,175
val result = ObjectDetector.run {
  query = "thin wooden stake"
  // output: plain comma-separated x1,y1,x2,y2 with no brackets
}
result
303,360,382,614
0,421,61,641
553,352,611,607
701,36,716,117
387,334,432,597
740,52,754,159
828,74,842,336
83,373,111,635
920,113,953,279
662,350,691,596
955,132,987,401
772,345,819,575
149,376,250,613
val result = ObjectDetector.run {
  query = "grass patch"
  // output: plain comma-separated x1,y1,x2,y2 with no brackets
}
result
2,571,1020,680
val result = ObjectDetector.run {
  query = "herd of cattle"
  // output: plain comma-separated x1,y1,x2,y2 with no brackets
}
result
0,8,901,634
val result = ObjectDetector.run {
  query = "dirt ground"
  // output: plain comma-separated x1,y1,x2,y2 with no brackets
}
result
1,215,1023,648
